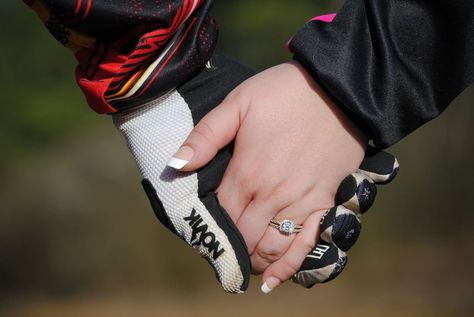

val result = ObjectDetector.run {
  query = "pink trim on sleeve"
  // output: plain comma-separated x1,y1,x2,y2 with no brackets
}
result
286,13,336,51
310,13,336,23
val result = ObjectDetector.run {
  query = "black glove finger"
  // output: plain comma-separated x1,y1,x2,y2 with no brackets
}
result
358,146,400,184
292,241,348,288
319,206,362,252
292,206,359,288
293,147,399,289
336,172,377,214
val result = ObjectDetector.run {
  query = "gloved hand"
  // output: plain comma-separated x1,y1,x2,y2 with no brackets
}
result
293,147,399,287
113,53,399,293
113,53,256,293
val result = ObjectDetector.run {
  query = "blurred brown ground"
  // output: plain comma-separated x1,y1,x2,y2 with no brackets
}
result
1,1,473,316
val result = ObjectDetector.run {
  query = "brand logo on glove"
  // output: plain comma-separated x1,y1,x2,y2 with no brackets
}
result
307,244,330,260
184,209,225,260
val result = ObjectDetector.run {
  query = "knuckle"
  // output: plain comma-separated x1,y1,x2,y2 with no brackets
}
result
193,120,218,148
332,212,361,252
250,257,270,274
255,179,295,208
235,165,260,191
254,244,283,265
267,181,294,204
224,86,252,116
356,179,377,213
225,86,246,105
336,174,357,205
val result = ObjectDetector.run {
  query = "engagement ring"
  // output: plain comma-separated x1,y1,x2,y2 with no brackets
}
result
269,219,303,235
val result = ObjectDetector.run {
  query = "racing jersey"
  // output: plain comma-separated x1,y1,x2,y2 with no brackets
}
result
24,0,473,148
23,0,217,113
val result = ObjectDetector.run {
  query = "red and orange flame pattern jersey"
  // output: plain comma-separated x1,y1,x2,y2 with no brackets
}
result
24,0,217,113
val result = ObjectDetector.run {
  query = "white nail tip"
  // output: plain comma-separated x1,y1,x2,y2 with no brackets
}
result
261,282,273,294
167,157,189,169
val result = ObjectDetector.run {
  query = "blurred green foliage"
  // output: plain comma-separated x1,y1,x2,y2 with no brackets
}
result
0,2,93,166
0,1,473,316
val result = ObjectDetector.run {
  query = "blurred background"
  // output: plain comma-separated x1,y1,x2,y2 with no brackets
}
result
1,1,473,316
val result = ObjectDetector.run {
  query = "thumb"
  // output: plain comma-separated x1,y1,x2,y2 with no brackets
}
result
167,95,243,171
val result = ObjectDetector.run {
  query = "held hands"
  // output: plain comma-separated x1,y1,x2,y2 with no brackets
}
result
172,61,368,288
171,61,398,292
114,56,398,293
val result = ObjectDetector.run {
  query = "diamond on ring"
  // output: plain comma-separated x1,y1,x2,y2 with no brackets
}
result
280,220,296,234
269,219,303,235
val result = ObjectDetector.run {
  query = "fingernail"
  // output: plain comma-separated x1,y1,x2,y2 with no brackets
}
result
261,277,280,294
167,146,194,169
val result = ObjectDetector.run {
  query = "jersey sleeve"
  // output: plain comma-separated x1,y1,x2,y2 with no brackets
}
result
23,0,217,114
289,0,473,148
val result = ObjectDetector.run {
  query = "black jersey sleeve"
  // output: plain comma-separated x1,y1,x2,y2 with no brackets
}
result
289,0,473,148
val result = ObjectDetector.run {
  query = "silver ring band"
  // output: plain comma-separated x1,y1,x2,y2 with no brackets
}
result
269,219,303,235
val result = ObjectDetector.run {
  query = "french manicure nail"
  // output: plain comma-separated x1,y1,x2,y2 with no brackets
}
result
167,146,194,169
261,277,280,294
167,157,189,169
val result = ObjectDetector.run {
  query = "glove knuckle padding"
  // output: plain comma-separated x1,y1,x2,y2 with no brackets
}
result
293,241,348,287
358,146,400,184
113,55,255,293
294,148,400,288
336,173,377,214
319,206,361,252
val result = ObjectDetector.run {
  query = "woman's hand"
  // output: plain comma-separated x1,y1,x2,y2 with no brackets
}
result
169,61,367,290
